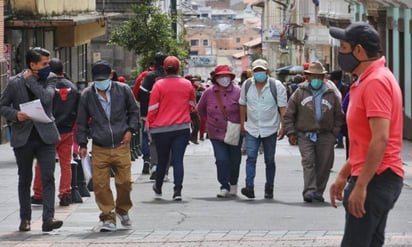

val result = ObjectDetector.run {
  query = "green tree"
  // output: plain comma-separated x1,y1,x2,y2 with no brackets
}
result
108,0,189,74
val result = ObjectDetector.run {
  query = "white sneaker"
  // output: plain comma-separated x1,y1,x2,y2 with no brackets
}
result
229,185,238,196
100,220,116,232
116,213,132,227
217,188,230,198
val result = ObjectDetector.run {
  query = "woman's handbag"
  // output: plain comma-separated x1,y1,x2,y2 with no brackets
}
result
215,91,240,146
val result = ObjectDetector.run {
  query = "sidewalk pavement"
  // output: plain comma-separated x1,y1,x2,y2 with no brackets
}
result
0,138,411,246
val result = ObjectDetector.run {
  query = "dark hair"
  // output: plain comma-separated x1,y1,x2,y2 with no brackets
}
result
111,70,118,81
154,52,167,67
165,67,178,74
26,47,50,69
50,58,63,74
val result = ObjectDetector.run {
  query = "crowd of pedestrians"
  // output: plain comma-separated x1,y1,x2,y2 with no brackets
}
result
0,21,405,247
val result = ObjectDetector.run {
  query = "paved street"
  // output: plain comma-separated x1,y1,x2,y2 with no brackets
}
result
0,138,411,247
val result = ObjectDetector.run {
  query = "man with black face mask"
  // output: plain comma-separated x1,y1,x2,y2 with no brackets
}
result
329,22,404,247
0,47,63,232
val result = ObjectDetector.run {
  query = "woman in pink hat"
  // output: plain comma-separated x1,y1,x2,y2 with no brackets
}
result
197,65,242,198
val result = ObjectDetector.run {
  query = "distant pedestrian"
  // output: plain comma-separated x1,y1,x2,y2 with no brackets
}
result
185,74,201,144
76,60,139,232
0,47,63,232
329,22,404,247
138,52,167,179
284,61,344,203
32,58,80,207
239,58,287,199
329,70,349,149
197,65,241,197
146,56,195,201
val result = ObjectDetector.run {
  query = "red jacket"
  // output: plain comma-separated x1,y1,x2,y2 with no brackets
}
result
146,75,196,133
133,68,153,100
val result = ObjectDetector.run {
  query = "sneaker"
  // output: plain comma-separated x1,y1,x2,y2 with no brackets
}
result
149,165,157,180
142,161,150,174
116,213,132,227
173,189,182,201
163,175,170,182
100,220,116,232
264,189,274,199
241,187,255,199
31,196,43,205
217,188,229,198
229,185,238,196
153,184,162,198
42,218,63,232
59,196,72,206
19,219,30,232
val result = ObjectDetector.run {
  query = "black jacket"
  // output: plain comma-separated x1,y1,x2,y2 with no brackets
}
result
76,81,139,148
49,74,79,134
137,66,165,117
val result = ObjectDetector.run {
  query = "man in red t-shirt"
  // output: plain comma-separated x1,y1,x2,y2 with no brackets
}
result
329,22,404,247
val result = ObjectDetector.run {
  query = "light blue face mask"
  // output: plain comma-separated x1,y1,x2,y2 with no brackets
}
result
310,79,323,90
95,79,111,91
253,71,267,83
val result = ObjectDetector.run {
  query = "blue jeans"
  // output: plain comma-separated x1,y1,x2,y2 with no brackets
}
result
152,128,190,191
13,138,57,222
210,139,242,190
244,132,277,190
141,121,150,162
342,169,403,247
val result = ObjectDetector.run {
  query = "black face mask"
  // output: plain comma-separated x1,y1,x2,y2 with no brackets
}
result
338,52,360,73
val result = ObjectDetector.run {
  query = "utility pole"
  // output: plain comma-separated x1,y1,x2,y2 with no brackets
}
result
171,0,177,40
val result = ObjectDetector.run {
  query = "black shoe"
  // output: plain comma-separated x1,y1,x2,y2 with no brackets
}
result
149,171,156,180
59,196,72,206
190,138,199,144
31,196,43,205
241,187,255,199
312,193,325,202
142,161,150,174
303,193,313,203
173,189,182,201
153,184,162,198
19,219,30,232
42,218,63,232
264,189,273,199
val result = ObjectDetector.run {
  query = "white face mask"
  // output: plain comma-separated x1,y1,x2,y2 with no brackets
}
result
216,77,231,87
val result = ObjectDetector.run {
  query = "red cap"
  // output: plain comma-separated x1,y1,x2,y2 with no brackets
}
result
163,56,180,71
118,76,126,82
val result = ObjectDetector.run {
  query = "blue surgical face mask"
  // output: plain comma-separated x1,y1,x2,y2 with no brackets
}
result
253,71,267,83
95,79,111,91
310,78,323,90
37,66,51,81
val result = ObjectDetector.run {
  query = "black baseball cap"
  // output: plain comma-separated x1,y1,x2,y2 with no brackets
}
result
329,22,382,54
92,60,111,81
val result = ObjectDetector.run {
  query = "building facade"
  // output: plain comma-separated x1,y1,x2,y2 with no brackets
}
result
2,0,111,143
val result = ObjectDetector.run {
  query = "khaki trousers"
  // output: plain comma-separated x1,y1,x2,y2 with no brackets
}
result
92,144,132,223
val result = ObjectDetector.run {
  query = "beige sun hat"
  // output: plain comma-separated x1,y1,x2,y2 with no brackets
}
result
304,61,328,75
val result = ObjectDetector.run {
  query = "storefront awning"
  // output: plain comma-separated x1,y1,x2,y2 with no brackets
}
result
6,13,119,47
